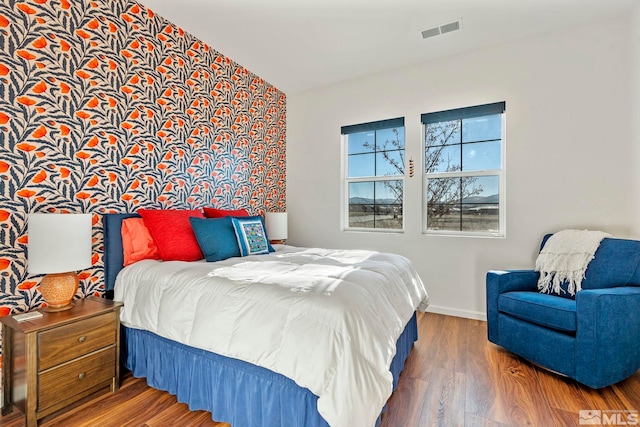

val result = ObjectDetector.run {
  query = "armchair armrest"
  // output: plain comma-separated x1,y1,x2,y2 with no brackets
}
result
486,270,539,344
576,286,640,388
487,270,539,293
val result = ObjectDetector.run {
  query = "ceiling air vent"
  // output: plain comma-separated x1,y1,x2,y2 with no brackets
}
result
421,19,462,39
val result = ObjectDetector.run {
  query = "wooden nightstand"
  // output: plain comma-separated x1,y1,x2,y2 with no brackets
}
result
0,297,123,427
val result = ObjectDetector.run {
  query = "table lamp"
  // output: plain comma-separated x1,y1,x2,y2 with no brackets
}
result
28,213,92,312
265,212,287,244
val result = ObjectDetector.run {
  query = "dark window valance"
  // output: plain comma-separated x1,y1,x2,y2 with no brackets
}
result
421,102,505,124
341,117,404,135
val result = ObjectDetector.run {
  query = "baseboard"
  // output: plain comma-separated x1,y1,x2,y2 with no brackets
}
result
426,305,487,321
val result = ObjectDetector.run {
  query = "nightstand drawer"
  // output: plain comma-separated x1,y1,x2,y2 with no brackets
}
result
38,312,117,370
38,346,116,411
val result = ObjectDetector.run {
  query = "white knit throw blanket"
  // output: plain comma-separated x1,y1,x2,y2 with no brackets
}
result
535,229,610,296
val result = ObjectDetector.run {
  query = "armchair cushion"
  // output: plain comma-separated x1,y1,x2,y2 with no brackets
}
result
499,291,576,333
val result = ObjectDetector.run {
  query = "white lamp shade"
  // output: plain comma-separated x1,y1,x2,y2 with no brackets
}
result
28,213,93,274
265,212,288,241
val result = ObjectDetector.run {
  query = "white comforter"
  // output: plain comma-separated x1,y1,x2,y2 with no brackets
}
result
114,246,429,427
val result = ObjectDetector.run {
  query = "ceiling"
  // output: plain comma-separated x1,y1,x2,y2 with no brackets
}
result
138,0,638,94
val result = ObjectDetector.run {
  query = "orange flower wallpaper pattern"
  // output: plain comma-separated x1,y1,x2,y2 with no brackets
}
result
0,0,286,316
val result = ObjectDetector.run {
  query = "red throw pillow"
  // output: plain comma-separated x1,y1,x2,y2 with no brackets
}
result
138,209,205,261
122,218,161,266
203,207,250,218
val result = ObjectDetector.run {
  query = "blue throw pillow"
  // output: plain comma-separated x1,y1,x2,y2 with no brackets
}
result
231,216,271,256
189,217,241,262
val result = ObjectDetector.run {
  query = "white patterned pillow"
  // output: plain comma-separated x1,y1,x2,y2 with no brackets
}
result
231,217,270,256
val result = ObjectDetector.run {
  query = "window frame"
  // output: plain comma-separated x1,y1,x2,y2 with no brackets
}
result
421,102,506,238
341,117,406,233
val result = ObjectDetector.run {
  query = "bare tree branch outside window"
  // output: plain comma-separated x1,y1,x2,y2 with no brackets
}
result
347,126,404,229
424,121,484,229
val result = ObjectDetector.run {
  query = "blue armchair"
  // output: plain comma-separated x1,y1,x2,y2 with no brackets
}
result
486,235,640,388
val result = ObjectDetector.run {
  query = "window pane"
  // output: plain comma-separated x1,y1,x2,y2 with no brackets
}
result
427,177,460,205
462,114,501,143
374,204,403,229
348,131,375,154
376,180,402,229
465,175,499,201
349,181,374,202
461,176,499,232
461,140,501,171
348,180,402,229
375,180,402,205
425,145,461,173
348,153,375,178
376,127,405,150
426,202,459,230
349,182,374,228
376,150,404,176
425,120,460,146
427,175,499,232
426,177,460,231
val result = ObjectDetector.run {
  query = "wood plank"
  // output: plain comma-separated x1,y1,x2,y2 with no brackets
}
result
145,402,227,426
464,413,511,427
402,312,445,380
534,365,592,413
580,384,634,411
496,349,555,426
465,317,557,426
464,319,508,422
549,407,583,427
79,388,177,427
610,371,640,408
379,376,429,427
415,369,466,427
403,313,468,380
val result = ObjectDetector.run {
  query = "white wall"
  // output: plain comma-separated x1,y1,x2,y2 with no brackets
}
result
286,15,634,320
632,4,640,236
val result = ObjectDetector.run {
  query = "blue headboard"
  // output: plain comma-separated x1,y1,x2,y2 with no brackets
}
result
103,213,140,295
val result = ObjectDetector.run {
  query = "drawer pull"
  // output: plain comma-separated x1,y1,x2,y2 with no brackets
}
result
78,372,86,380
78,335,87,343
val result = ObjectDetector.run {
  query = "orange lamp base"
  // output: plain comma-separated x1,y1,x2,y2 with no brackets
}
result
39,272,78,312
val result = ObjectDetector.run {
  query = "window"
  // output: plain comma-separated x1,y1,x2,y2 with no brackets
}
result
422,102,505,236
342,118,405,231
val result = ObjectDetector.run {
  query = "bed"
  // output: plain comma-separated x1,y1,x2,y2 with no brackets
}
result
104,213,429,427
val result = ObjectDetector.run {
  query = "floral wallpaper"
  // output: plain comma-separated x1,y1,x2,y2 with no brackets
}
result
0,0,286,327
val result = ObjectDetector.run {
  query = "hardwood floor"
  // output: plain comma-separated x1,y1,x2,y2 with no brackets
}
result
1,312,638,426
381,313,640,427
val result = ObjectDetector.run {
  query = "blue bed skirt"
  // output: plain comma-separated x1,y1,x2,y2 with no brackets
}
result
124,312,418,427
